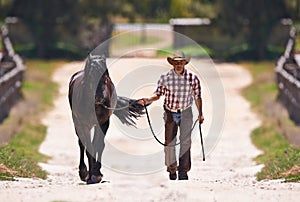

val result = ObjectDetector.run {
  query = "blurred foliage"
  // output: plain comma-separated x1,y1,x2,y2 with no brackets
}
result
216,0,288,60
0,0,299,60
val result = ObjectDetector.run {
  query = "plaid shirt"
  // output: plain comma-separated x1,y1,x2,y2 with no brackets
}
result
155,69,201,110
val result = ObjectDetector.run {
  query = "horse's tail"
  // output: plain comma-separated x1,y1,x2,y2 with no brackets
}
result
113,96,144,127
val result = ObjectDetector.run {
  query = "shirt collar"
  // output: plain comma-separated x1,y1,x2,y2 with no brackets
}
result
172,68,187,76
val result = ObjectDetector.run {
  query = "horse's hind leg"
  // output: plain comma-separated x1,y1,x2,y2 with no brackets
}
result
86,151,99,184
85,126,100,184
75,126,91,182
87,121,109,184
78,139,88,182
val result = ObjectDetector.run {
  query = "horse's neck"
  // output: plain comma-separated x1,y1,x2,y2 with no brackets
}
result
82,70,108,99
95,73,109,99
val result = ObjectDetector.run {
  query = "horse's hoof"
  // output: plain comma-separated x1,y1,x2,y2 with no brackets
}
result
79,169,89,182
87,175,102,184
81,174,89,182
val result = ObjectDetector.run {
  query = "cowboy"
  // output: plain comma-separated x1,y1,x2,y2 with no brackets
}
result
139,51,204,180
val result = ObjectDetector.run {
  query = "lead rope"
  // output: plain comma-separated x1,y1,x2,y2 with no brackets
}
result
144,105,198,147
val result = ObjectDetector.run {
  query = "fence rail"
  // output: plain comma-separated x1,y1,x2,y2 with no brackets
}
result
0,25,25,123
275,27,300,124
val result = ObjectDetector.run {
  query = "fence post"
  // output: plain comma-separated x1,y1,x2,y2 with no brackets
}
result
0,25,25,123
276,26,300,124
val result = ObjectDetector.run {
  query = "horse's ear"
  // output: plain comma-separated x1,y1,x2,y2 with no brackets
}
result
87,53,92,60
101,54,106,61
87,50,91,56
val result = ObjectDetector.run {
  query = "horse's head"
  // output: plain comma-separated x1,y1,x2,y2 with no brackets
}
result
83,53,112,104
84,53,107,83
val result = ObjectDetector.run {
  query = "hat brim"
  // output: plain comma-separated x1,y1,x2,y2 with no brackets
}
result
167,57,190,65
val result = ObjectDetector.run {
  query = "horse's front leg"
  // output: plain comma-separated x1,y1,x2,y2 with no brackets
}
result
87,121,109,184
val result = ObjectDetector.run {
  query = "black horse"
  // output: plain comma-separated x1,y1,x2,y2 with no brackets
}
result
68,53,144,184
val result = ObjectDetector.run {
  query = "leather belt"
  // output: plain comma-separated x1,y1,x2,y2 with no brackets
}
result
164,105,191,113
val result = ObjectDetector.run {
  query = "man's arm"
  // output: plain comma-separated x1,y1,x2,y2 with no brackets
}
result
139,94,160,106
195,98,204,124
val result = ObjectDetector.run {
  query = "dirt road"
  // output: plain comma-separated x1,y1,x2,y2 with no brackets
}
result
0,59,299,202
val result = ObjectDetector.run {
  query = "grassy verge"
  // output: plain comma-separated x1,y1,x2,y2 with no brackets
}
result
241,61,300,182
0,60,66,180
157,45,212,58
110,31,163,52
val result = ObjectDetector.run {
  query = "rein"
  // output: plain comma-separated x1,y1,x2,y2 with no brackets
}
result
97,101,199,148
95,99,113,109
144,105,198,147
95,99,130,110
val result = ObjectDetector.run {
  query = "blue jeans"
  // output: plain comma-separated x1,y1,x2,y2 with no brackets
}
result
171,112,182,125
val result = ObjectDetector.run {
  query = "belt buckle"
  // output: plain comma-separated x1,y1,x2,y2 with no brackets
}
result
170,108,181,113
164,105,182,113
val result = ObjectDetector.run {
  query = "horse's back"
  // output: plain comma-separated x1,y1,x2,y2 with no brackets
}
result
68,70,84,108
69,70,84,86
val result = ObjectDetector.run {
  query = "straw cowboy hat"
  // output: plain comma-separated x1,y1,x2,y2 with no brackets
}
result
167,51,190,65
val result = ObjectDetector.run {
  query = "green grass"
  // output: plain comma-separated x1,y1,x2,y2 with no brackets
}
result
295,36,300,53
0,38,2,50
0,60,66,181
157,45,212,58
110,31,163,51
242,61,300,182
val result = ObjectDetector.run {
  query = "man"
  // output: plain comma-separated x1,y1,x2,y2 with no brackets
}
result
139,51,204,180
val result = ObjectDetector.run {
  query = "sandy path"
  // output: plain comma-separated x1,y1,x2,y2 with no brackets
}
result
0,59,299,202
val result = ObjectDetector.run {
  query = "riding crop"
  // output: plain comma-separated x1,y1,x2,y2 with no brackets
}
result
199,123,205,161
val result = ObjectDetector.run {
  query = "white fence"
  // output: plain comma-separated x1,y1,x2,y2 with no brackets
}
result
0,25,25,123
276,27,300,124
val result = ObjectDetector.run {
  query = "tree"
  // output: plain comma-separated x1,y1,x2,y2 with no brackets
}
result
8,0,80,58
78,0,148,55
0,0,14,21
217,0,288,59
128,0,170,22
285,0,300,20
2,0,221,59
170,0,192,18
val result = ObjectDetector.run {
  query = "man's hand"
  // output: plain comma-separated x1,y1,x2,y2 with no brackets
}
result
199,115,204,124
138,98,149,106
138,95,160,106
